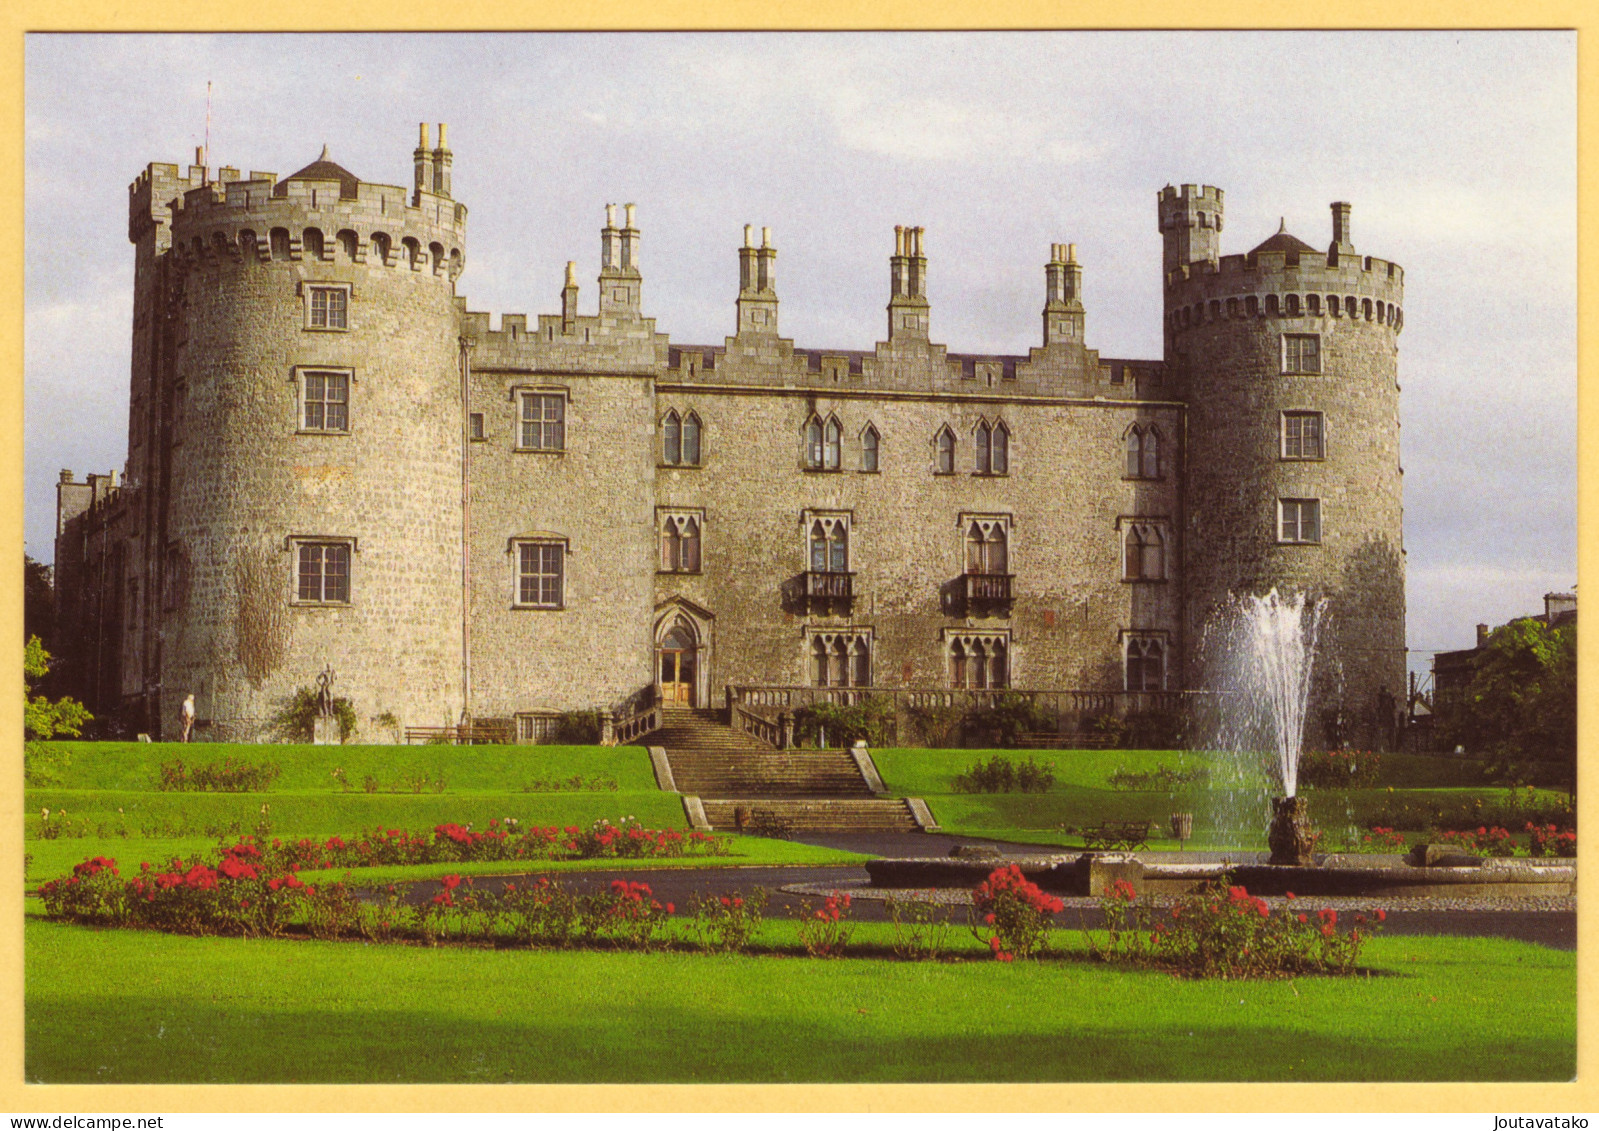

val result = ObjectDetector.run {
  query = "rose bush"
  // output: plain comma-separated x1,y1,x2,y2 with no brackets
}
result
796,893,854,957
970,864,1064,961
1092,879,1383,978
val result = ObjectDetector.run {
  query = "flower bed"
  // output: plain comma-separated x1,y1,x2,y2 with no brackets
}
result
1091,879,1383,978
38,817,725,944
221,816,727,874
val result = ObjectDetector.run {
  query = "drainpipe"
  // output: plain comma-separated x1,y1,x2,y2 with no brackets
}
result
460,337,472,723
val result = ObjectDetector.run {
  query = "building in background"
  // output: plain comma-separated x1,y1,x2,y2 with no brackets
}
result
54,125,1408,746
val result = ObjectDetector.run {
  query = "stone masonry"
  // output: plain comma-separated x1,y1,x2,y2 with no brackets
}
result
53,130,1406,748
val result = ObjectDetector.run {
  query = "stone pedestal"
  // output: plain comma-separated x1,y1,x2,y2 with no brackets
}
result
1063,852,1146,898
312,715,338,745
1267,795,1317,866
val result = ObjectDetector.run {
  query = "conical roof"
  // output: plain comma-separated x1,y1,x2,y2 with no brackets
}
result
273,144,360,199
1249,218,1317,257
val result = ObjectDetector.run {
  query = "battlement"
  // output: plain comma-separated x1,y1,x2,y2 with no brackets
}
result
159,169,466,281
1157,183,1225,218
1163,198,1403,335
1165,246,1404,336
129,160,209,244
1158,184,1226,273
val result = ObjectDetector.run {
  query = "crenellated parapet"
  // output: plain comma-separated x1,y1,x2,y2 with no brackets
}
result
147,148,466,282
1163,198,1404,339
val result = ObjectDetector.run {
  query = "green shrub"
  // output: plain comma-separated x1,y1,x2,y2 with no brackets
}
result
953,754,1056,794
156,756,282,792
973,692,1056,748
24,743,71,787
269,687,357,743
1298,748,1381,789
1107,763,1210,791
795,696,896,747
902,702,966,747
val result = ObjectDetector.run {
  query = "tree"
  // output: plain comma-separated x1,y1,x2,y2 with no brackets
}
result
1446,617,1576,767
24,635,91,740
24,554,54,649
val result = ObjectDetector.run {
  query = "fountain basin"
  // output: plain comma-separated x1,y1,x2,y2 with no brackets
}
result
864,852,1574,899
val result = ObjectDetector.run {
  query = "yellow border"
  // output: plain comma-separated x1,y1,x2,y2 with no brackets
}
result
2,4,1592,1115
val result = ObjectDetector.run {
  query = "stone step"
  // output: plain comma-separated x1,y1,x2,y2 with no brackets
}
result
699,798,921,832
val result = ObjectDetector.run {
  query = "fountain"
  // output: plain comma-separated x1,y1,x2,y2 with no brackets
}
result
855,587,1572,901
1209,590,1325,866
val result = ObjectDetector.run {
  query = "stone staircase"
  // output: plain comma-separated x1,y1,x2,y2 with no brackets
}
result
654,706,929,833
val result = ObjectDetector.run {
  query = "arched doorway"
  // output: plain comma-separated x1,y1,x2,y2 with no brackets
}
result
658,621,698,705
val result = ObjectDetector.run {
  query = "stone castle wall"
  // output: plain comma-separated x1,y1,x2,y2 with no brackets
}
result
54,137,1407,747
149,158,469,739
1162,185,1406,744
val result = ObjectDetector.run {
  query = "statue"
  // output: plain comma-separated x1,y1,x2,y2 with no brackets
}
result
316,666,335,717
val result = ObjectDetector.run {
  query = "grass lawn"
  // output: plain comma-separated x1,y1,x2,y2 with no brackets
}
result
870,748,1573,851
25,913,1573,1083
25,741,663,793
23,741,867,888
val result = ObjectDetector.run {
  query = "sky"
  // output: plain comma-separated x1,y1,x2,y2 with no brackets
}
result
23,31,1577,678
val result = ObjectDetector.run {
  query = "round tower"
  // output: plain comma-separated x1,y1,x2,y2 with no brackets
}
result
1160,184,1406,749
147,125,468,739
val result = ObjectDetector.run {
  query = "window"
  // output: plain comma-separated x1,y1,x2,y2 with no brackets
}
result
809,631,872,688
517,713,561,743
1278,499,1321,544
935,426,956,474
1122,522,1166,581
808,515,849,573
1283,333,1321,374
468,412,485,441
663,411,681,465
1282,411,1324,459
519,392,566,452
296,542,351,604
965,519,1010,575
300,370,350,433
805,414,841,470
1125,425,1161,478
162,544,187,611
515,541,565,607
661,410,702,466
660,513,702,573
307,285,348,330
948,632,1008,690
681,411,701,466
1125,635,1165,691
975,420,1009,474
861,425,879,472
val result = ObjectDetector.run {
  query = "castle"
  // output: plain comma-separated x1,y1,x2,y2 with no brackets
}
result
53,124,1407,748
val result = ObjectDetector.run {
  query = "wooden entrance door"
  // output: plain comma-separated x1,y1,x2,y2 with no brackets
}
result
659,625,697,705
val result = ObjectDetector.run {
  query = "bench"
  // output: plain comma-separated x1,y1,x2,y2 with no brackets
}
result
1081,819,1154,851
1016,731,1118,749
404,723,515,745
